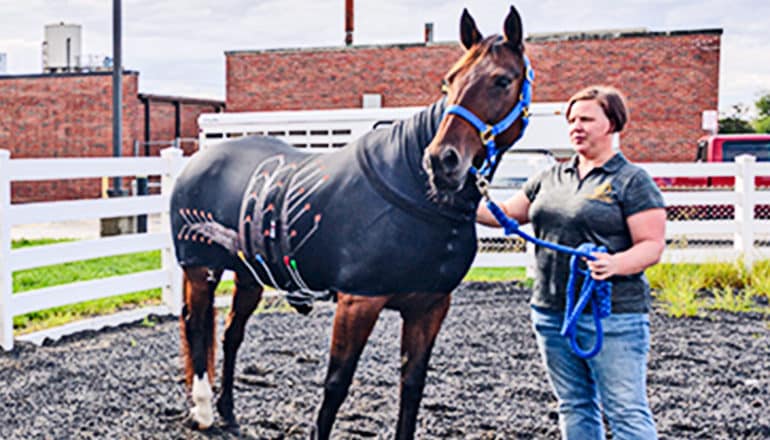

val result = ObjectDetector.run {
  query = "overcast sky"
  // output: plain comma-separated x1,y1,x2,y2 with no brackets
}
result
1,0,768,116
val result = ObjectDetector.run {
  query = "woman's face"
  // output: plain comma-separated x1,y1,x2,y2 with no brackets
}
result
567,99,613,158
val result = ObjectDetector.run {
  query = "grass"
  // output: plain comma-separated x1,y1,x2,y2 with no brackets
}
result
647,260,770,317
10,238,234,334
8,238,770,333
709,287,756,313
464,267,526,282
11,238,163,333
646,263,703,317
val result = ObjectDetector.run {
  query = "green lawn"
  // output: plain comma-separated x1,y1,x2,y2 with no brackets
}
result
8,238,769,333
464,266,526,281
12,238,164,333
11,238,238,333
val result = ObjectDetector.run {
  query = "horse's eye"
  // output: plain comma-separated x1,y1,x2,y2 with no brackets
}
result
494,76,512,89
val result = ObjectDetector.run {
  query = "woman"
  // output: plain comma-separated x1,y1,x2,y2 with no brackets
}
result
477,86,666,439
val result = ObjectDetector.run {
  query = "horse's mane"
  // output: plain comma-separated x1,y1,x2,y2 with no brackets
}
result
445,35,523,84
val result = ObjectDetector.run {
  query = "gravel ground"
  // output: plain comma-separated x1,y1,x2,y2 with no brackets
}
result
1,282,768,439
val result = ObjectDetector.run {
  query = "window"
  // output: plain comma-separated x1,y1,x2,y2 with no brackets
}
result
362,93,382,108
722,141,770,162
696,139,708,162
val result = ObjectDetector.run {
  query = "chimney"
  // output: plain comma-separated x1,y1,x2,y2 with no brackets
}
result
424,22,434,43
345,0,354,46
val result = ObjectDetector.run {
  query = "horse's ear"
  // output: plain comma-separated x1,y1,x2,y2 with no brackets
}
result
503,5,524,51
460,8,483,50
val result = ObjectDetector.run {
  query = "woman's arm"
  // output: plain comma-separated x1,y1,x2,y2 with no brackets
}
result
476,191,532,227
587,207,666,280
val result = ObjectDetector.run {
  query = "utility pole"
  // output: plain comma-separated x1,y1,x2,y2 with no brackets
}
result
345,0,353,46
101,0,133,236
110,0,124,196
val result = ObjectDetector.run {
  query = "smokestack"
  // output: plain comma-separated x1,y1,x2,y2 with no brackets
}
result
424,22,434,43
345,0,354,46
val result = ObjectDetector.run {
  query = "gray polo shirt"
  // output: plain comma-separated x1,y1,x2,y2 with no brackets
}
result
522,153,665,313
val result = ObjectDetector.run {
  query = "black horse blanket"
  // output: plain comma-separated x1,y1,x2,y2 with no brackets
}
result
170,99,481,305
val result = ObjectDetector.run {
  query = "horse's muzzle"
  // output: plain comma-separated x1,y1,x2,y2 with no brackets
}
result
423,147,468,195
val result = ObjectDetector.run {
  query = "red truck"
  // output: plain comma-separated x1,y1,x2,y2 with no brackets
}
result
654,134,770,220
655,134,770,188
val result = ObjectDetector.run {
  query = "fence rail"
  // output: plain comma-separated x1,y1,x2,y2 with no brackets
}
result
1,149,769,350
0,148,185,350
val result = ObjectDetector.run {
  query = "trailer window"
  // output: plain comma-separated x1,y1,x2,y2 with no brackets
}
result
722,141,770,162
695,139,707,162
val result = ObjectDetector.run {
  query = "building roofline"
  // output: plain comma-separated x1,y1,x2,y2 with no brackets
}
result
526,27,723,42
0,70,139,80
138,93,225,107
226,41,457,55
226,28,723,55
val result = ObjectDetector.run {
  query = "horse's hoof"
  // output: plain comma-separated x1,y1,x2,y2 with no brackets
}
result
220,419,240,432
217,410,239,430
216,398,238,428
292,303,313,315
185,408,214,430
181,414,202,430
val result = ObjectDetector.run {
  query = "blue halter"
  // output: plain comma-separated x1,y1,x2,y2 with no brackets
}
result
443,54,534,178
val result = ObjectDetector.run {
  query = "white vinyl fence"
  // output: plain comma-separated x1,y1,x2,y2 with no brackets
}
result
1,149,769,350
0,148,184,351
476,155,770,270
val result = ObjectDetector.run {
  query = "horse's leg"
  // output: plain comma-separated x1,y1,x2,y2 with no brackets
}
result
394,292,451,440
216,270,263,427
180,266,221,430
315,292,389,440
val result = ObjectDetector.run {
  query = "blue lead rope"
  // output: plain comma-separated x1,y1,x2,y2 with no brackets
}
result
562,244,612,358
484,198,612,359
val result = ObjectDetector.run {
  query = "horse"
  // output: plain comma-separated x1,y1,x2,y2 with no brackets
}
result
170,5,532,439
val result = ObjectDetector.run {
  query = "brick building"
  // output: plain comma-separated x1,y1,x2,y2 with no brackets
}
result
0,71,223,202
226,29,721,163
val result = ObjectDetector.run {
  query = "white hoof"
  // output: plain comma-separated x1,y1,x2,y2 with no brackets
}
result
190,374,214,429
189,406,214,430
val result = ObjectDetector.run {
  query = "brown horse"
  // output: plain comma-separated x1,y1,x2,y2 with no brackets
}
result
171,5,531,439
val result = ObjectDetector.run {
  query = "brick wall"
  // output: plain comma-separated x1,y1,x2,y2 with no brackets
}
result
142,99,222,156
226,44,459,111
0,72,141,203
226,30,720,162
525,32,720,162
0,72,223,203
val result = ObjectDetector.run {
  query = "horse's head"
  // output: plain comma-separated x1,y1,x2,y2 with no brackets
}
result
424,6,531,200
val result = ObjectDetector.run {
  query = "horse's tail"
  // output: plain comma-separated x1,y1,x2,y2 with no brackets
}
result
179,267,217,387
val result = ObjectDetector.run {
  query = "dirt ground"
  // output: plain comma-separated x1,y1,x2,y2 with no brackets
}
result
0,282,768,439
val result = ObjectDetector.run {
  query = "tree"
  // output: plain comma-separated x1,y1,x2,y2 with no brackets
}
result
755,93,770,116
753,92,770,133
755,116,770,133
719,104,754,134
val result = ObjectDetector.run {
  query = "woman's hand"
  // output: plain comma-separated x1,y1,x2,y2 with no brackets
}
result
585,207,667,280
587,252,619,280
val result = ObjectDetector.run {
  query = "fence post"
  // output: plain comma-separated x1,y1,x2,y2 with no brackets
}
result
734,154,756,271
525,241,536,279
161,148,184,315
0,150,14,350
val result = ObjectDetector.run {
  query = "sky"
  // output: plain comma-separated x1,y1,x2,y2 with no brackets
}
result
0,0,768,117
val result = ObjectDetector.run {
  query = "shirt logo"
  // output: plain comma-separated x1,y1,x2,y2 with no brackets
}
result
586,182,614,204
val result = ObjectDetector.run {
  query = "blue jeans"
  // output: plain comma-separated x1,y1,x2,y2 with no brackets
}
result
531,306,657,440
